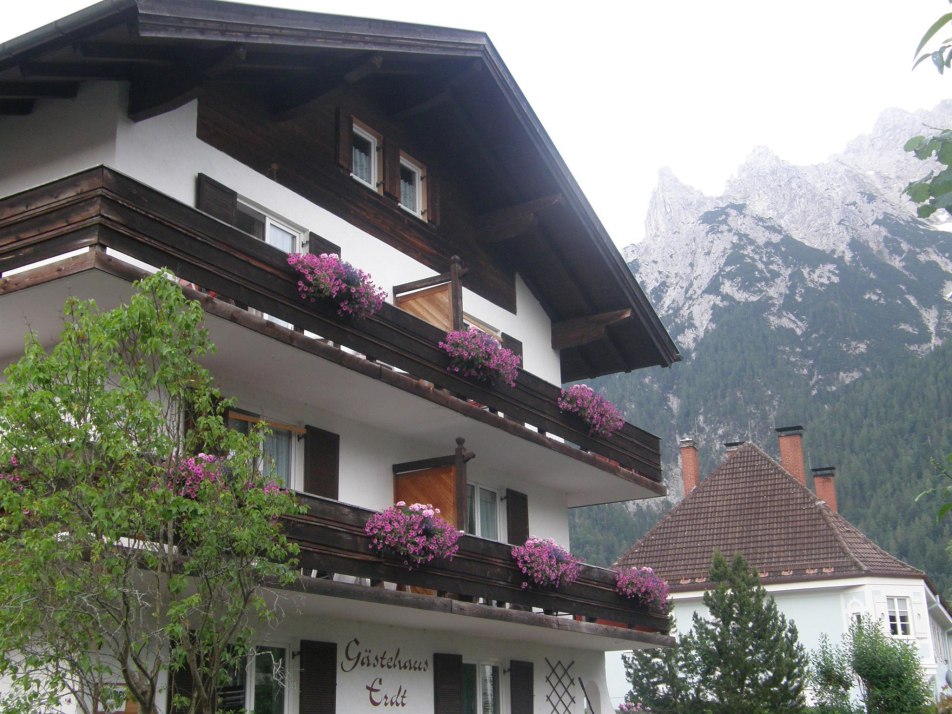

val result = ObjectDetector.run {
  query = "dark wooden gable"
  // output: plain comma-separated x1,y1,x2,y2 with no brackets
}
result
0,0,680,378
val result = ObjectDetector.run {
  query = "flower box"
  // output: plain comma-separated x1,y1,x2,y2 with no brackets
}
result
364,501,460,570
288,252,386,320
557,384,624,438
511,536,580,590
438,328,520,387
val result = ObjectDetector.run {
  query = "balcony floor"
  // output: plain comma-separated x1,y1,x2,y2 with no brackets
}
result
281,576,673,653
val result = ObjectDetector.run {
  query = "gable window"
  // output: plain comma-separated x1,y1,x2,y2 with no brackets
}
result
463,662,500,714
398,154,425,217
219,646,287,714
886,596,911,636
466,483,499,540
351,121,381,190
227,410,303,489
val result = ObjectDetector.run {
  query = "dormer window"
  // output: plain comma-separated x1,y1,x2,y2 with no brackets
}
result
399,154,425,217
351,121,381,190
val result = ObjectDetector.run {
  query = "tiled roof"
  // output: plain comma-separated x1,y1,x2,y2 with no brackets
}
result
615,442,924,592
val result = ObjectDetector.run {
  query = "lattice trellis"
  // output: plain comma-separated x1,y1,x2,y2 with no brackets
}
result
544,658,575,714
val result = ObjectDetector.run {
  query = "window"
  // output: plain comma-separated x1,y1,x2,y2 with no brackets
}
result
887,596,911,636
234,202,301,328
235,203,299,254
466,483,498,540
219,646,287,714
351,122,381,190
227,410,302,489
398,154,425,217
463,662,500,714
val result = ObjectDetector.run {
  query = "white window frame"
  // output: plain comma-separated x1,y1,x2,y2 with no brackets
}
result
398,153,425,217
466,482,500,541
886,596,912,637
219,644,290,714
462,660,502,714
351,122,381,191
226,410,303,491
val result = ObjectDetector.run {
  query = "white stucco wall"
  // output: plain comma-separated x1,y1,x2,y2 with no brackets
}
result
606,576,952,709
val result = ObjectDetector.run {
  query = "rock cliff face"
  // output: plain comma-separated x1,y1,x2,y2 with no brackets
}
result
570,104,952,580
627,102,952,392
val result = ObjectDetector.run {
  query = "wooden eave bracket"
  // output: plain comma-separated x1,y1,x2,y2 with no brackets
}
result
127,45,247,122
476,193,562,243
551,308,632,350
271,53,384,122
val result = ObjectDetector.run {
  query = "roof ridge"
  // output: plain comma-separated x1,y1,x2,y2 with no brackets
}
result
815,500,869,574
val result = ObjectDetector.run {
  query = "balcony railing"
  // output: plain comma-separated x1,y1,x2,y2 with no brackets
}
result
0,166,661,481
283,493,671,634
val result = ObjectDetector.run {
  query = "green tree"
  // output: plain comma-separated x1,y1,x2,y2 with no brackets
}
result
809,633,858,714
808,617,930,714
623,552,808,713
0,272,304,714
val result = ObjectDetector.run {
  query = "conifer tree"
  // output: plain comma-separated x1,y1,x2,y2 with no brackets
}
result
623,552,808,713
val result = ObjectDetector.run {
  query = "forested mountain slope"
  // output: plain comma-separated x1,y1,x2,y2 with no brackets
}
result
570,103,952,595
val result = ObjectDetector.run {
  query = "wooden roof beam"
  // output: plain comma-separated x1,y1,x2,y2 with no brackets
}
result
127,46,246,121
390,62,483,122
272,53,383,122
551,309,632,350
0,81,79,99
0,99,33,115
476,193,562,243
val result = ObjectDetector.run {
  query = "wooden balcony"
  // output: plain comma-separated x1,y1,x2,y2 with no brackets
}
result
0,167,662,484
283,493,672,637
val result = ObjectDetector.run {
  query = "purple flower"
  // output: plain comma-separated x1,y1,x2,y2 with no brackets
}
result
365,502,460,570
511,536,580,590
168,453,220,498
438,328,520,387
557,384,624,438
614,566,669,614
287,252,386,320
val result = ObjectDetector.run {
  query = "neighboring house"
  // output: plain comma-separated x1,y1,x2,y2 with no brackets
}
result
612,427,952,705
0,1,680,713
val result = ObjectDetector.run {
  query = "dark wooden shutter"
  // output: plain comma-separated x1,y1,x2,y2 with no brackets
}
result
501,333,523,360
427,171,440,226
196,173,237,225
509,660,534,714
433,652,463,714
506,488,529,545
299,640,337,714
383,139,401,199
309,231,341,257
304,425,340,499
336,108,352,172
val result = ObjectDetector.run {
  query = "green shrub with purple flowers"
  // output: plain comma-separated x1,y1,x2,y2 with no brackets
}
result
288,252,387,319
365,501,461,570
615,566,669,614
557,384,624,437
439,327,520,387
511,536,580,590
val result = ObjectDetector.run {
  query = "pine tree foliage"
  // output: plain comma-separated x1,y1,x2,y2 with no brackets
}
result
623,552,808,713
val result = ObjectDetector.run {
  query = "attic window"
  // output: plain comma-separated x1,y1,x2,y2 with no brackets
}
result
351,121,381,190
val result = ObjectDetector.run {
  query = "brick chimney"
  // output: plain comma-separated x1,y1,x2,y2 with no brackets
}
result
776,425,806,486
680,438,700,495
812,466,837,513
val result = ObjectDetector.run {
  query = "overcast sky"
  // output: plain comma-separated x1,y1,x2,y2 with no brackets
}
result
4,1,951,247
